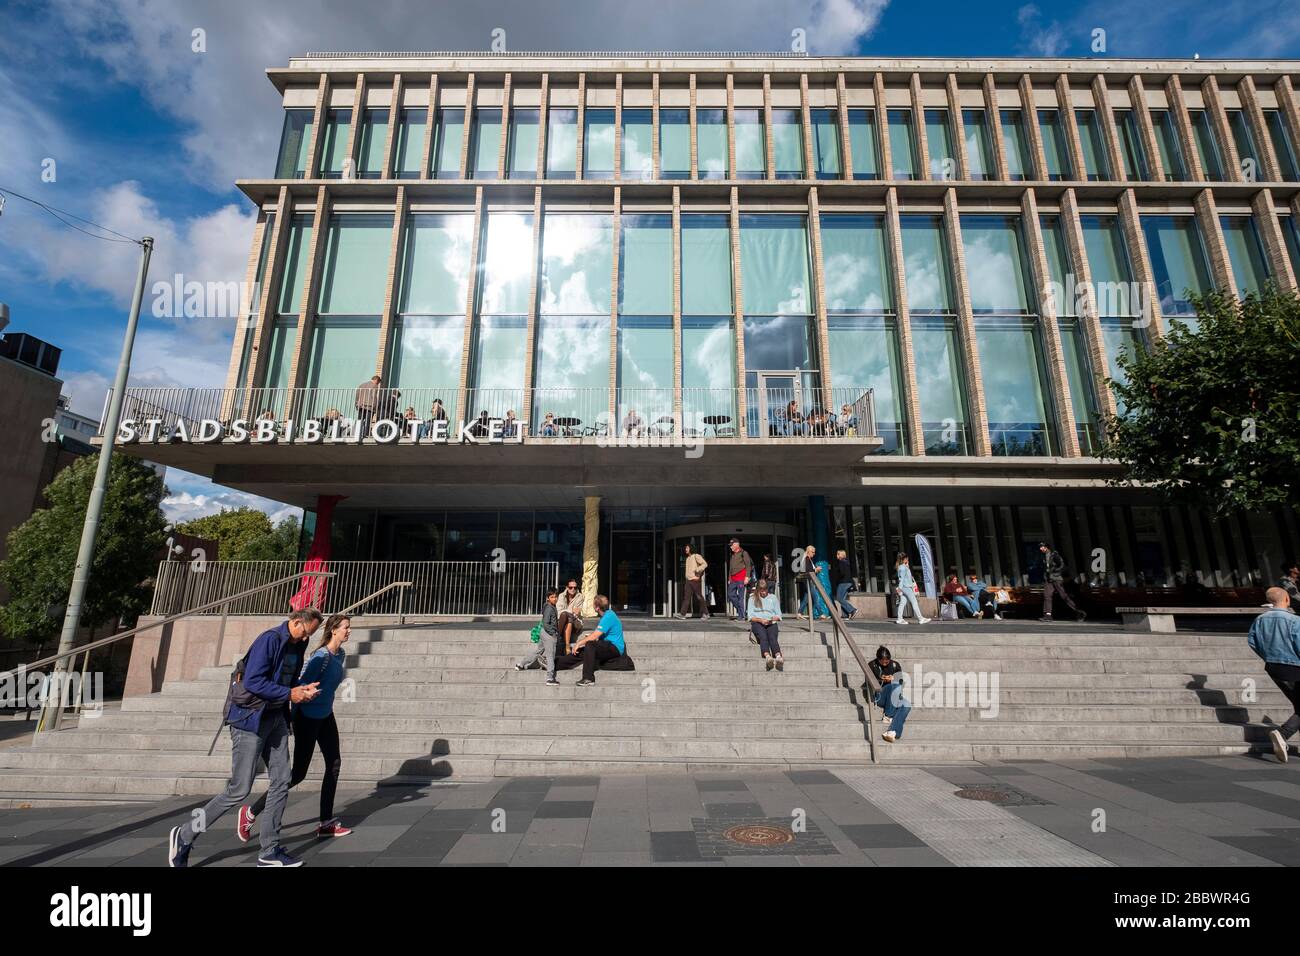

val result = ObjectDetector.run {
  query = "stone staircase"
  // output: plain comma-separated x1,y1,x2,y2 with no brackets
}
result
0,621,1282,805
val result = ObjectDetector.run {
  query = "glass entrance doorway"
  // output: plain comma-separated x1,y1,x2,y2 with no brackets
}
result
662,521,801,618
610,530,656,613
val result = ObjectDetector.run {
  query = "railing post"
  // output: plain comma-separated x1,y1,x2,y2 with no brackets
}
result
214,600,230,668
397,584,407,625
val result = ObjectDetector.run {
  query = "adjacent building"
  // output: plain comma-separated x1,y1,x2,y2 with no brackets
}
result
111,52,1300,615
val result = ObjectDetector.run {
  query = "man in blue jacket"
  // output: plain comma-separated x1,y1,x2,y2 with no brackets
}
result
168,608,322,867
1247,588,1300,763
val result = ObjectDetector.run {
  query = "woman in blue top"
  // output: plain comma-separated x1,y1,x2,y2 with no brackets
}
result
240,613,353,841
894,553,930,625
795,544,832,620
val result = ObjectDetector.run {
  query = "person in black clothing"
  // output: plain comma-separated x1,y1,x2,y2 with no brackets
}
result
1038,542,1086,622
868,646,910,743
832,549,856,618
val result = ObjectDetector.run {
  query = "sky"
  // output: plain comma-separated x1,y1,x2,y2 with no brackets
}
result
1,0,1297,525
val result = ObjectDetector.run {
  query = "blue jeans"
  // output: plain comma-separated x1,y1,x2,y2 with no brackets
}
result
895,588,923,621
953,594,978,616
834,582,855,616
875,681,911,739
727,580,748,620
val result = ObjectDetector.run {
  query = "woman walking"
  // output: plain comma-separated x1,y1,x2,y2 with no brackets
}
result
238,613,353,842
893,553,930,625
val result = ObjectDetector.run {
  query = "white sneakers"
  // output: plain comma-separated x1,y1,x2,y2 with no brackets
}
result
893,616,931,625
1270,728,1289,763
882,730,897,743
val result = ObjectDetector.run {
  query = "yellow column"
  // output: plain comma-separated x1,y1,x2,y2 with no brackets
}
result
582,495,601,616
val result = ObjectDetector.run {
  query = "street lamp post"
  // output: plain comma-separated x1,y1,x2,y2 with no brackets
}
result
40,236,153,732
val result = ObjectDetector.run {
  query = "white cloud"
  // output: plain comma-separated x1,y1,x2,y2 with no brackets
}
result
162,473,301,527
1016,4,1069,57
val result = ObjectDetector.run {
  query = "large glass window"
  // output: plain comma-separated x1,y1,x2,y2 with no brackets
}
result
583,108,615,179
393,108,426,179
901,215,968,453
1075,109,1111,181
1227,109,1258,177
622,108,653,180
887,109,917,180
507,108,539,178
432,108,464,179
735,108,766,179
276,214,313,319
535,214,614,428
681,215,734,315
1113,109,1150,181
1038,109,1073,181
1041,214,1101,453
848,108,880,180
961,215,1055,455
1141,215,1213,328
617,215,674,428
545,107,577,179
660,108,692,179
962,109,994,181
680,213,736,429
925,109,955,180
235,213,277,392
470,213,534,405
317,108,351,178
1281,215,1300,278
356,108,388,179
470,107,502,179
811,108,841,179
822,214,904,452
1220,215,1271,297
392,213,473,413
275,109,314,179
1188,109,1223,181
1001,109,1033,181
1082,215,1145,412
771,108,804,179
696,108,728,179
1150,110,1187,181
1264,110,1300,181
263,318,297,391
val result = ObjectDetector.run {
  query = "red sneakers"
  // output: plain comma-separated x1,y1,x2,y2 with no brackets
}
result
316,819,352,838
236,805,255,843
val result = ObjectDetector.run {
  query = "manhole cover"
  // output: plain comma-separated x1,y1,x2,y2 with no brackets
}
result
954,787,1011,803
723,823,795,847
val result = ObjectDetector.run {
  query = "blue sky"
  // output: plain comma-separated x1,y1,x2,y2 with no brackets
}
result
1,0,1297,523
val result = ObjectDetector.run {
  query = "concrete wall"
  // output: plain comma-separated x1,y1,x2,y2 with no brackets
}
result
123,615,283,697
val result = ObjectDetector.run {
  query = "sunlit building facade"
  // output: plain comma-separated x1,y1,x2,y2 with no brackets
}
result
119,52,1300,614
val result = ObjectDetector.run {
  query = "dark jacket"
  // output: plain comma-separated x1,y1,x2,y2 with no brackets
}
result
728,549,755,580
1043,549,1067,584
834,557,852,585
226,621,299,733
541,602,561,639
868,657,902,684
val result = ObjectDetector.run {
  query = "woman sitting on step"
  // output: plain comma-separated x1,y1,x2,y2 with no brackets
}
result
868,646,911,744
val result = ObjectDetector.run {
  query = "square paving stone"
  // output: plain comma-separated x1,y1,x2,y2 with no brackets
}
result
415,808,482,831
580,851,654,866
704,802,765,819
864,846,954,867
316,825,408,853
786,770,842,785
440,833,525,865
650,830,704,863
695,778,749,792
522,818,589,846
76,836,160,859
511,844,584,866
378,830,463,860
838,823,927,850
534,801,595,819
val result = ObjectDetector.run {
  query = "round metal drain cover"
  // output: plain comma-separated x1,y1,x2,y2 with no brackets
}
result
723,823,795,847
954,787,1011,803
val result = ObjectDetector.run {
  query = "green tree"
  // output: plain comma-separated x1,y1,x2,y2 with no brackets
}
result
1104,287,1300,514
236,515,302,562
0,453,168,641
177,507,273,561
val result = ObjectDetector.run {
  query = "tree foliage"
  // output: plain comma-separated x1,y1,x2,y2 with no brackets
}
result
177,507,299,562
1104,287,1300,514
0,453,168,641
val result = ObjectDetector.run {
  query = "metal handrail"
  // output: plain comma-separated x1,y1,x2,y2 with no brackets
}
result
336,580,413,622
803,571,881,764
7,570,334,738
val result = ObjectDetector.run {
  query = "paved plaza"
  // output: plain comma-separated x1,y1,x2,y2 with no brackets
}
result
3,754,1300,867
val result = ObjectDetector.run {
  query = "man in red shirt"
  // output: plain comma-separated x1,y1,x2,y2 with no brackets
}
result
726,538,755,624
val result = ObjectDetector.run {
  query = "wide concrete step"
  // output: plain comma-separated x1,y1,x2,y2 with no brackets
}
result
870,741,1260,762
189,666,843,685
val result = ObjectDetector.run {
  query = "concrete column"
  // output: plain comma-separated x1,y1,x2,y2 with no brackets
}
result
730,186,747,428
800,73,815,180
497,73,512,180
884,186,923,455
231,187,289,397
455,186,486,419
809,495,829,563
614,72,623,180
1020,73,1048,182
575,72,587,181
286,185,332,397
984,73,1009,181
1202,76,1242,182
419,74,438,181
1060,189,1117,417
459,74,476,179
1056,74,1086,182
908,73,930,180
374,186,407,376
808,187,833,409
943,187,991,456
1194,188,1236,299
688,72,698,180
946,74,969,181
652,72,661,178
536,74,550,179
763,73,775,180
726,74,736,180
1021,189,1080,456
1128,76,1163,181
305,75,329,179
874,73,892,179
1116,187,1166,342
1239,76,1282,183
837,72,853,179
344,74,367,178
1254,188,1298,290
1166,76,1203,181
581,495,601,617
381,75,402,180
1092,76,1127,183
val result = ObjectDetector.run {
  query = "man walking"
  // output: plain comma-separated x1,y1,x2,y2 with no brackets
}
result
354,374,381,437
1248,587,1300,762
676,543,709,620
726,537,754,624
1038,542,1086,622
168,608,323,867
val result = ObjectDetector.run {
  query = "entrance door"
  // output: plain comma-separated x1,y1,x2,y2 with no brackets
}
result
610,531,655,613
752,372,801,437
663,521,801,617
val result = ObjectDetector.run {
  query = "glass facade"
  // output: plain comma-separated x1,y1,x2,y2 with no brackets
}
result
317,108,350,178
847,109,880,180
545,108,578,179
356,108,388,179
1264,110,1300,181
771,108,804,179
622,108,653,180
584,108,616,179
1038,109,1072,181
1141,215,1213,325
696,108,728,179
811,109,841,179
1227,109,1258,176
925,109,955,180
734,108,766,179
507,108,539,178
1150,110,1186,181
393,108,426,179
1001,109,1033,181
1188,110,1224,181
432,108,464,179
275,109,313,179
618,215,673,427
1220,215,1271,297
471,107,502,179
659,108,691,178
887,109,918,180
962,109,994,181
470,213,533,401
1113,110,1149,181
1075,109,1110,181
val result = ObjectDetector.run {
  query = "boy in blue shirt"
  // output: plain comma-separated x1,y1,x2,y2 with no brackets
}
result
572,594,625,686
